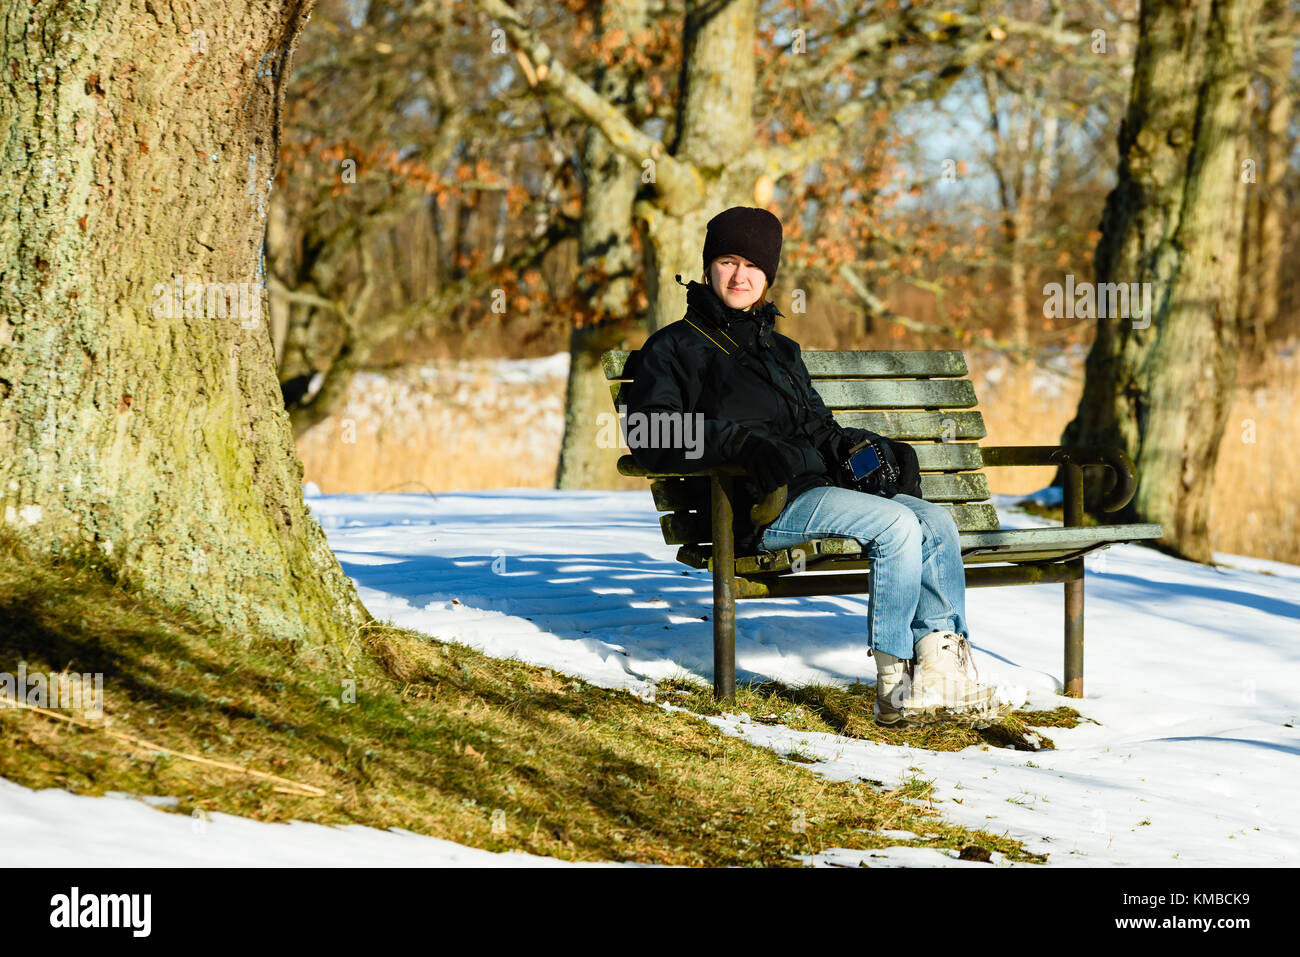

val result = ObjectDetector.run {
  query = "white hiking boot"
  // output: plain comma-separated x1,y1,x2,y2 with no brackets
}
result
870,649,916,728
871,633,1016,729
910,631,1015,728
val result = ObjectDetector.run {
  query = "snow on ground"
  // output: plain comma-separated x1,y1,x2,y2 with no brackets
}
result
305,487,1300,867
5,486,1297,867
0,780,630,868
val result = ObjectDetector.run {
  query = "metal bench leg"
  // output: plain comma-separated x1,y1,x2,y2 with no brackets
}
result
710,474,736,702
1064,461,1085,697
1064,559,1084,696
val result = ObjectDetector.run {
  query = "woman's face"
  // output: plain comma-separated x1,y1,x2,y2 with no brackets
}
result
708,255,766,311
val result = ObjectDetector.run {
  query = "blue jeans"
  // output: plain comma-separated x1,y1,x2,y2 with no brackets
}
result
758,485,968,659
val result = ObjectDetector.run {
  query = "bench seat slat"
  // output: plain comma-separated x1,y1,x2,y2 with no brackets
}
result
677,524,1165,574
959,523,1165,552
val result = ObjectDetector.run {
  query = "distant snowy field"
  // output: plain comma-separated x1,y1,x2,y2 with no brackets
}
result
4,488,1297,867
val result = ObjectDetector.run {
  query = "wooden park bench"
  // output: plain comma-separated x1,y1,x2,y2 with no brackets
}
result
602,348,1164,701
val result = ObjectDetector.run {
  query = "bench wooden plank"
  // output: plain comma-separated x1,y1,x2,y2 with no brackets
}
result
835,411,987,440
659,511,710,544
943,503,1000,531
603,348,970,380
798,350,970,378
678,538,865,573
682,524,1162,575
650,477,710,511
642,447,982,501
912,443,984,471
959,523,1165,553
622,440,983,476
919,473,990,502
612,381,982,417
812,378,978,410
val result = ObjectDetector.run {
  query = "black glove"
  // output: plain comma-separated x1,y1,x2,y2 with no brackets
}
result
736,431,797,496
861,439,904,498
885,437,922,498
830,429,923,499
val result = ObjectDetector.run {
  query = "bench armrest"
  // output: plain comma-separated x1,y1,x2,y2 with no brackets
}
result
979,445,1137,513
616,454,787,524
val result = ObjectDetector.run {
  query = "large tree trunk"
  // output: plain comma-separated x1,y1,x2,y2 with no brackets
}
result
1061,0,1258,562
0,0,370,649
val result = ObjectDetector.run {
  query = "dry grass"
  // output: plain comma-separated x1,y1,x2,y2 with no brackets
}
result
1212,348,1300,563
653,675,1088,754
297,345,1300,564
295,359,574,494
0,530,1042,867
970,345,1300,564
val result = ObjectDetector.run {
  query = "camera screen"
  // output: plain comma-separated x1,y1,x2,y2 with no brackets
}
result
848,443,882,480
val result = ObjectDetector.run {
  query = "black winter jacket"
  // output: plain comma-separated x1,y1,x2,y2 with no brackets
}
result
624,278,879,551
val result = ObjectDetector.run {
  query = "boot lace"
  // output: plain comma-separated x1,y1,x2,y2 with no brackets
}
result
942,632,979,682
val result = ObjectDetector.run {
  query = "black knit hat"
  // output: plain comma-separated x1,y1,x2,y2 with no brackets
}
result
702,206,782,286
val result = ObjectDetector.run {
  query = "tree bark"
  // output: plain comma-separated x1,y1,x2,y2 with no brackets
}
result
1060,0,1258,562
0,0,370,651
1253,4,1294,350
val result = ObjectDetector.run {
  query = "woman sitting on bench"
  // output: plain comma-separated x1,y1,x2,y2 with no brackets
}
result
625,205,1015,728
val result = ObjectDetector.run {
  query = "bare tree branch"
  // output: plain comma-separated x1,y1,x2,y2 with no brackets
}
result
752,35,999,181
473,0,703,212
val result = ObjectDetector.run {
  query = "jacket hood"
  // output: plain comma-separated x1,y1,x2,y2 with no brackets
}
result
675,274,783,349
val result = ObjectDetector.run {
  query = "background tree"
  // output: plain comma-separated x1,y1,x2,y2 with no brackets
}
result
1237,0,1297,355
1061,0,1261,561
556,0,654,489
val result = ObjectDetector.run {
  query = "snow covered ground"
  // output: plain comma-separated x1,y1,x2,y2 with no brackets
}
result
0,780,632,868
310,488,1300,867
4,487,1297,867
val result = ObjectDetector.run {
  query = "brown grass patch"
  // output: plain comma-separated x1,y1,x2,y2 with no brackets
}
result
0,531,1043,867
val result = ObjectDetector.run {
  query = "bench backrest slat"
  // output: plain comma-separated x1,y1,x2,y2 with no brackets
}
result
834,411,986,441
811,378,977,410
913,443,984,471
610,356,977,410
603,348,970,379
